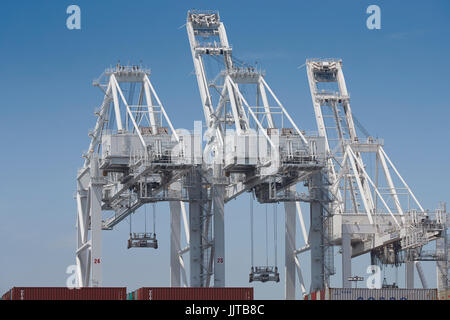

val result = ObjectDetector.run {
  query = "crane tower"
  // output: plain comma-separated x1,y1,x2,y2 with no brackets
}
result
73,11,448,299
186,11,327,294
305,58,447,290
75,64,195,287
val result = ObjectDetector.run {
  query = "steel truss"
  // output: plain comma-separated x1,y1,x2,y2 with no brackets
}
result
76,64,195,287
74,14,448,299
303,58,448,292
186,11,326,295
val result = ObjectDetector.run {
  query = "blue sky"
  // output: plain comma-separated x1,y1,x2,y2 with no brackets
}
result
0,0,449,299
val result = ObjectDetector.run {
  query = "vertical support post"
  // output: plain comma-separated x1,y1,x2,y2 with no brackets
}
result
406,261,415,289
143,80,158,134
213,163,225,287
76,168,90,287
110,76,123,131
378,150,404,219
284,199,296,299
169,183,182,287
416,261,428,289
436,236,447,291
294,255,307,296
188,168,203,287
90,155,103,287
342,224,352,289
309,172,325,292
436,208,448,293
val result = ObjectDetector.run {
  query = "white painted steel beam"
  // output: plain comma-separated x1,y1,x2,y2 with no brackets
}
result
170,195,182,287
284,200,296,299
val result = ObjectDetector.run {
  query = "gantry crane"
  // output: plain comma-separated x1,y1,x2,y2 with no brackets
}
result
303,58,448,291
185,11,327,294
74,12,448,299
75,64,195,287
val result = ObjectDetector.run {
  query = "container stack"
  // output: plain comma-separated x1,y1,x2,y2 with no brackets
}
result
1,287,126,300
304,288,438,300
438,289,449,300
129,287,254,300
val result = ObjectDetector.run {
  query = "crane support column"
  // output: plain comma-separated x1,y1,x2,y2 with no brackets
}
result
284,200,296,299
188,168,204,287
342,224,375,288
170,192,182,287
406,261,415,289
76,168,90,287
416,262,428,288
309,172,325,292
342,224,352,289
213,164,225,287
90,155,104,287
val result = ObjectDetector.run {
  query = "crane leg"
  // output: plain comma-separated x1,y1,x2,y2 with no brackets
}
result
170,198,181,287
284,200,296,299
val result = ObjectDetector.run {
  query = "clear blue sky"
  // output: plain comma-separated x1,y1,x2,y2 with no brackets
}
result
0,0,449,299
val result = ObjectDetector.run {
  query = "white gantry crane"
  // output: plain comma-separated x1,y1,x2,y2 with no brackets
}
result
74,12,448,299
186,11,327,296
304,58,448,292
75,64,195,287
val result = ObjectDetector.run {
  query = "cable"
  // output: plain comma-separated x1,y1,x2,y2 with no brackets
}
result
265,205,269,266
250,193,254,268
352,112,371,138
274,203,278,268
152,203,156,235
395,266,398,287
129,196,133,236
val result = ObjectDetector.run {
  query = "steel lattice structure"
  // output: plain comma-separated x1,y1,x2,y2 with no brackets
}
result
76,65,196,287
74,11,448,299
185,11,326,291
305,59,448,291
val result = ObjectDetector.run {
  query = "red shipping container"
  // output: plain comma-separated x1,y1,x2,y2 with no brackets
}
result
2,289,11,300
134,287,253,300
4,287,126,300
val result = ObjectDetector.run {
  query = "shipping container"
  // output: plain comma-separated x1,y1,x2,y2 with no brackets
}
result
127,291,136,300
133,287,253,300
2,287,126,300
438,290,449,300
304,288,438,300
2,289,11,300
